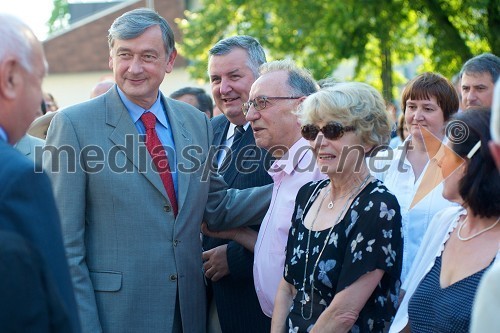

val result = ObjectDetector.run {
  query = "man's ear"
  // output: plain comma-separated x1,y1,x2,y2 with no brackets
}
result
108,51,113,70
0,58,21,100
165,48,177,74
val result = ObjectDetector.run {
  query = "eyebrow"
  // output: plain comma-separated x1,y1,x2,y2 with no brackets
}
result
406,101,438,107
115,47,159,55
226,68,243,76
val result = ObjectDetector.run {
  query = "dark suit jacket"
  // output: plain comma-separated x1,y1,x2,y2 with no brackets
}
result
0,231,72,332
204,115,273,332
0,140,80,333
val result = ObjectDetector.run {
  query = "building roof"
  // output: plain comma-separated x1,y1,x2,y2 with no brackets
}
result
43,0,186,73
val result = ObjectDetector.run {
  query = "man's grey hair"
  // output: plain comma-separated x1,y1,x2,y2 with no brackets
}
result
492,78,500,143
209,35,266,78
259,59,318,97
460,53,500,84
0,14,35,73
108,8,176,57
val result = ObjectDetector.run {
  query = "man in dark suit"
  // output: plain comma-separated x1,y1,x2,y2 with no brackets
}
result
203,36,274,332
43,9,271,333
0,13,80,333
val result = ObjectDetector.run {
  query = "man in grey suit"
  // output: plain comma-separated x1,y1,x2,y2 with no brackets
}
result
44,8,270,333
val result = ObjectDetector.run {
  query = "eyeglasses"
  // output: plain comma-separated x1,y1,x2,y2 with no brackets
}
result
242,96,302,115
301,121,356,141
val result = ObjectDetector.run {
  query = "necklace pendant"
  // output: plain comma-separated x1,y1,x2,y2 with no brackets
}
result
301,292,310,304
327,201,334,209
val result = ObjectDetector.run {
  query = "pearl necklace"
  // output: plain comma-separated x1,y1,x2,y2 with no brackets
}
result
300,174,371,320
457,216,500,241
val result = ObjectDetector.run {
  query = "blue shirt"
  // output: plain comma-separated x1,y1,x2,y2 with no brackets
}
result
0,126,8,143
116,87,178,196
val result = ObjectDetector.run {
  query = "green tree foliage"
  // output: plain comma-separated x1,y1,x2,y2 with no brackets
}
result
48,0,69,34
177,0,497,100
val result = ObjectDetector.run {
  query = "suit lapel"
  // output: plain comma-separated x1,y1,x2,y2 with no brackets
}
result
222,127,255,186
212,117,229,147
106,89,168,200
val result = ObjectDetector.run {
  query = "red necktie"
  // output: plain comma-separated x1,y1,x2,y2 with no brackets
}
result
141,112,178,217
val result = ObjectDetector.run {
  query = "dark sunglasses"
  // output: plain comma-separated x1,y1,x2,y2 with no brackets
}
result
301,121,356,141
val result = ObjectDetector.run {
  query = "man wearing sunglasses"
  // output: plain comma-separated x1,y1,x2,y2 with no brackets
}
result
205,59,325,318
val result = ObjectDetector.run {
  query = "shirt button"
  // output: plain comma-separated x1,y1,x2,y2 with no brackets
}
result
164,205,172,212
169,274,177,281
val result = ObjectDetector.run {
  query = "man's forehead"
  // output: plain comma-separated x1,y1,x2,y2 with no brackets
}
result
462,71,494,84
250,73,284,97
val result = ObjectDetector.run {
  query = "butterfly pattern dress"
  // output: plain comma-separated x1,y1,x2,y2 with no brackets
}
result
284,179,403,333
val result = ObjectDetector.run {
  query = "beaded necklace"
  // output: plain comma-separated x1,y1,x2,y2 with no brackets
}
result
300,174,371,320
457,216,500,241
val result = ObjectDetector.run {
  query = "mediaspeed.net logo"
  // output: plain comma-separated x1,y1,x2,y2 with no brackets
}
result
409,121,468,209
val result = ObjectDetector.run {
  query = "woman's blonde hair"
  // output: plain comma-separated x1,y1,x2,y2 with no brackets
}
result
298,82,391,148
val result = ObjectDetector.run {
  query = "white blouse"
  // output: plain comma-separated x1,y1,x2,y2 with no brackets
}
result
370,141,457,282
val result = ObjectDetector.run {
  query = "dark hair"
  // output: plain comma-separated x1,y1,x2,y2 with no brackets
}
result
108,8,176,57
170,87,213,117
401,72,459,121
448,108,500,217
460,53,500,84
209,35,266,78
397,113,406,142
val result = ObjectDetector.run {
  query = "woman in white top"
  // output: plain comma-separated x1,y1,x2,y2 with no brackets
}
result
390,108,500,332
370,72,459,282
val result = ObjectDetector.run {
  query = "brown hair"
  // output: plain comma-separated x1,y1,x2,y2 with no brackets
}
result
401,72,459,121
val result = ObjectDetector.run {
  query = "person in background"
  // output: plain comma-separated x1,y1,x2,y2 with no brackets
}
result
386,101,399,138
14,133,45,166
451,73,465,112
0,13,80,332
370,72,459,283
43,91,59,112
44,8,271,333
460,53,500,110
90,79,115,99
272,82,402,333
390,108,499,333
389,113,408,149
170,86,213,118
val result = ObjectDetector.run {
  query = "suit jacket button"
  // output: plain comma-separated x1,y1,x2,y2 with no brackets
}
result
164,204,172,212
169,274,177,281
173,240,179,247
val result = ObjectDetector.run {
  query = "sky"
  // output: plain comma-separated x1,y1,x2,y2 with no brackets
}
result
1,0,55,40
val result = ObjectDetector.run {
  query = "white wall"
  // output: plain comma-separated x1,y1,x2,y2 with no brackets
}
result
43,68,211,109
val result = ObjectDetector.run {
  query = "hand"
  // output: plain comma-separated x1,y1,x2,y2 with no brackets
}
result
201,222,239,240
202,244,230,282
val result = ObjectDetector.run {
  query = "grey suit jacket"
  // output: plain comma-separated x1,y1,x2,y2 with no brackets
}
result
43,86,271,333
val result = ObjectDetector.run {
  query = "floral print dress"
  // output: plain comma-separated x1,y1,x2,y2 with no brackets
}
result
284,179,403,332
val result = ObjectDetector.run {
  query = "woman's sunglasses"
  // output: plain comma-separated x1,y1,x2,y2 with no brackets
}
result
301,121,356,141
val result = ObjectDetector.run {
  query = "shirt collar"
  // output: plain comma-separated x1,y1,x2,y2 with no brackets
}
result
117,87,168,129
226,122,251,140
269,137,311,175
0,126,8,143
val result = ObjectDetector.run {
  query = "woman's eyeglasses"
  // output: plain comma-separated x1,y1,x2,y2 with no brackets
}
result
301,121,356,141
242,96,301,115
